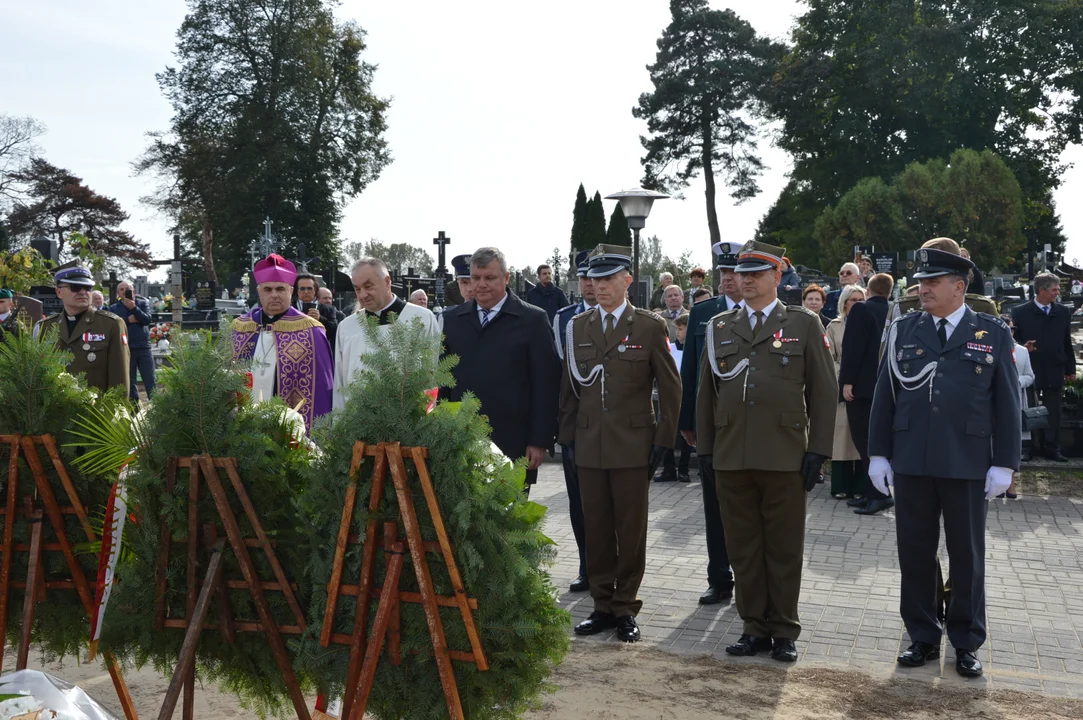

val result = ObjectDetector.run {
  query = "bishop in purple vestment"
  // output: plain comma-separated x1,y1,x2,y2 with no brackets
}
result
232,254,333,432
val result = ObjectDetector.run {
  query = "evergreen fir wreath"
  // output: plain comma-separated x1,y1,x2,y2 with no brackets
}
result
89,327,323,718
0,329,124,659
296,317,570,719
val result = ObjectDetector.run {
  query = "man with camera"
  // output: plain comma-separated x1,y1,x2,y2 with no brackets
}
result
294,272,340,349
109,280,156,400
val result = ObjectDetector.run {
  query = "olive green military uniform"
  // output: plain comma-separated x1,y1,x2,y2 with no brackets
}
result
37,307,130,394
696,302,837,640
558,303,681,617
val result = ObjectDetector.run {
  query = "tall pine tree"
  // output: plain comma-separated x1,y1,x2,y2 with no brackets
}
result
584,191,608,248
606,203,632,246
570,183,590,253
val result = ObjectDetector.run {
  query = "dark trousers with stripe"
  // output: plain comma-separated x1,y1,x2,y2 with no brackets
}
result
894,473,987,651
559,444,587,577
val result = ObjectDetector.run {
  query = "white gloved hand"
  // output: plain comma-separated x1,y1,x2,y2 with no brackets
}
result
869,456,894,496
984,466,1013,500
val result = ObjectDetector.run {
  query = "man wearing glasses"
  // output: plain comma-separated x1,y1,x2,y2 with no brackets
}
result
35,264,130,394
822,262,861,322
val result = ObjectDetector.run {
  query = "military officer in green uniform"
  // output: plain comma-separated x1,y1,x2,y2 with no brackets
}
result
559,245,681,643
35,265,130,395
696,241,837,663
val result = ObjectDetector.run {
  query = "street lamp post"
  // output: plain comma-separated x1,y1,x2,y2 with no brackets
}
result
605,187,669,306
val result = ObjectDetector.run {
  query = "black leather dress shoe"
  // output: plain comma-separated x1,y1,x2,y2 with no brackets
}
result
574,611,617,635
1047,450,1069,463
897,641,940,666
725,634,772,656
653,471,677,482
855,498,895,515
846,497,868,508
955,649,983,677
699,585,734,605
616,616,641,642
569,575,589,592
771,638,798,662
678,472,692,483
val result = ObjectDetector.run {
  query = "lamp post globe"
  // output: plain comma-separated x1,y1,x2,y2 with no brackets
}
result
605,187,669,306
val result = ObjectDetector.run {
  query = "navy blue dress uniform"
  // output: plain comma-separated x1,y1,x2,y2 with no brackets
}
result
869,248,1020,677
679,241,743,605
695,241,838,663
558,246,681,643
552,250,594,590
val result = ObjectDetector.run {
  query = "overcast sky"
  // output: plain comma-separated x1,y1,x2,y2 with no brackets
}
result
2,0,1081,282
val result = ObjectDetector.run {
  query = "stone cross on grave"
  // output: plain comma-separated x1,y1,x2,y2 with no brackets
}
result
295,243,321,273
433,231,451,307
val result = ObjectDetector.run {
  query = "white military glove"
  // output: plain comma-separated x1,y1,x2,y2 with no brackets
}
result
984,467,1013,500
869,456,894,496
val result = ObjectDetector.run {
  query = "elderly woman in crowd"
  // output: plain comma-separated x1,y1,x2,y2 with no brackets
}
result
802,284,828,323
1001,314,1035,498
826,284,868,498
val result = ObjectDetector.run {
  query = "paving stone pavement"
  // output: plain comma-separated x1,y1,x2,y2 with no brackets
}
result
532,461,1083,698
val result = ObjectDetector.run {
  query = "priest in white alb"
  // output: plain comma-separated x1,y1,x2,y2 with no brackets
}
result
333,256,441,410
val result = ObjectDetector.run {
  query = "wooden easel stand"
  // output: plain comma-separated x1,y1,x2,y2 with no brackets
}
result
0,434,137,719
154,456,310,720
318,442,488,720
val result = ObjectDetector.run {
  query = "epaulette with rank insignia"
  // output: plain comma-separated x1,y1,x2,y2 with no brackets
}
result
96,309,122,321
787,305,818,317
573,306,597,320
556,303,577,317
634,307,667,325
977,312,1010,330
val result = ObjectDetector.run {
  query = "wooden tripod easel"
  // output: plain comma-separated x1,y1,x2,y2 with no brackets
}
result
318,442,488,720
154,456,311,720
0,434,138,720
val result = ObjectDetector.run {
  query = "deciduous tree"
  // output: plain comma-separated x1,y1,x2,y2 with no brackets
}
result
767,0,1081,265
813,149,1024,272
5,158,153,271
138,0,391,280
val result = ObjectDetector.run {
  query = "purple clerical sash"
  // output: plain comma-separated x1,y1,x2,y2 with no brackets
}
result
232,307,333,432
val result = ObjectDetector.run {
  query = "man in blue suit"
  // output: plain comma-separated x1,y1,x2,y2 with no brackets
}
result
552,250,596,592
679,241,743,605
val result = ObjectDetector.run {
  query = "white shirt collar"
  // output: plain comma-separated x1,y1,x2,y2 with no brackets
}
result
598,300,628,328
747,298,779,327
0,311,9,322
477,292,509,321
1034,297,1051,311
379,296,398,314
929,303,968,339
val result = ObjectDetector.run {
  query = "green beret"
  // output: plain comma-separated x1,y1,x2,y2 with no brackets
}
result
0,289,14,299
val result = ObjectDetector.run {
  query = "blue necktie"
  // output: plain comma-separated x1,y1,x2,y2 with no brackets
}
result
1043,305,1050,316
481,308,492,328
